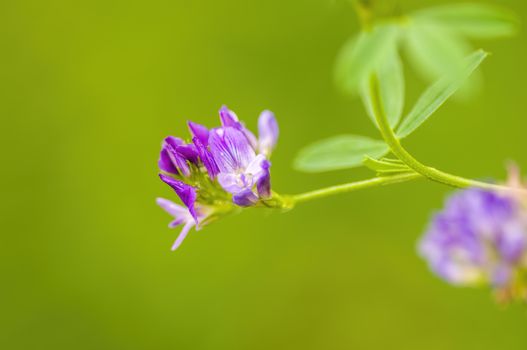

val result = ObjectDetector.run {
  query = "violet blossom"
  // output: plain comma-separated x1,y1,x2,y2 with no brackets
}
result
156,105,280,250
418,178,527,299
210,127,271,206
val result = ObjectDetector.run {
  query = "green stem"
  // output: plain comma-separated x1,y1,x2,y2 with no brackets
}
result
282,75,524,208
352,0,374,30
368,75,521,194
292,172,422,204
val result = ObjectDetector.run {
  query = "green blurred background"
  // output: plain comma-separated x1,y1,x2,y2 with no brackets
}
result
1,0,527,349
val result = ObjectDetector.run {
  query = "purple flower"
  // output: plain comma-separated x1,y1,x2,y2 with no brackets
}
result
209,127,270,206
157,105,281,250
156,198,211,250
418,188,527,288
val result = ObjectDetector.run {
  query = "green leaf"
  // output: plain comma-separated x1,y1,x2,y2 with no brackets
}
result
396,50,488,139
294,135,389,173
361,48,405,128
335,24,399,94
363,157,411,175
413,4,518,39
403,19,470,81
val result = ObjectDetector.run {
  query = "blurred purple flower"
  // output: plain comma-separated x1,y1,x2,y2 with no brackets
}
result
418,187,527,289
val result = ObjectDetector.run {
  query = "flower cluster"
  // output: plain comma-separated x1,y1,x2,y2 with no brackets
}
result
156,106,280,250
418,168,527,301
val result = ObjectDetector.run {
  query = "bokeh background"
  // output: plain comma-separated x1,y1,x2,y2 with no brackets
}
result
2,0,527,349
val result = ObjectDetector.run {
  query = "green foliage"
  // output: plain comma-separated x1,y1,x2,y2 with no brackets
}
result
294,2,516,174
294,135,388,172
336,2,517,93
295,49,487,173
396,50,488,138
412,3,519,39
335,24,399,94
403,3,516,84
403,20,470,81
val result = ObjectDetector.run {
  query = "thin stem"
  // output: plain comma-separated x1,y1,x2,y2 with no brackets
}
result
352,0,374,30
369,75,523,194
293,172,422,204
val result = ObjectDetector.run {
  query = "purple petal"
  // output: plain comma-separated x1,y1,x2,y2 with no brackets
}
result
241,128,259,151
158,148,178,174
219,105,258,150
164,136,198,163
171,221,195,251
245,154,267,177
163,138,190,176
497,223,526,263
217,173,244,194
159,136,186,174
164,136,199,165
156,197,189,219
216,154,269,195
256,159,272,199
233,189,259,207
219,105,239,127
159,174,198,222
176,144,199,164
193,136,219,178
168,148,190,176
188,121,210,146
165,136,185,148
169,218,185,227
491,264,512,287
258,110,279,155
209,127,256,173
